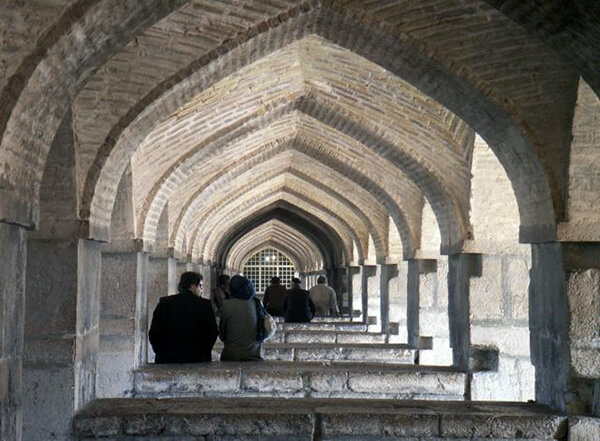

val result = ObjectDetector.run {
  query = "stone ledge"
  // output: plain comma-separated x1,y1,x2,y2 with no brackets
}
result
210,343,418,364
73,398,567,440
134,362,466,400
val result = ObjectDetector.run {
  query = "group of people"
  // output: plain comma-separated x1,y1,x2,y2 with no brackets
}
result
149,272,340,364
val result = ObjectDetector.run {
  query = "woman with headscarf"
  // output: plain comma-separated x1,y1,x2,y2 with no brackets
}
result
219,275,264,361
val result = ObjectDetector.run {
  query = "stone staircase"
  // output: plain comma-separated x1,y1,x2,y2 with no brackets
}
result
73,315,571,440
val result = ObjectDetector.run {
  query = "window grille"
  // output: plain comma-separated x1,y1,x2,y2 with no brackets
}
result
242,248,296,294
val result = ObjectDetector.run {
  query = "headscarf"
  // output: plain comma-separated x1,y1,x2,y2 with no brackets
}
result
229,275,255,300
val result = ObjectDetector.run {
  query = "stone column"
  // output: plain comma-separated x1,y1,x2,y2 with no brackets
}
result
562,242,600,415
0,223,26,441
379,264,399,335
529,243,570,411
447,253,479,371
407,259,437,348
361,265,377,326
23,238,102,441
146,253,169,363
97,241,148,397
388,261,408,343
366,265,382,332
348,266,361,319
167,256,177,294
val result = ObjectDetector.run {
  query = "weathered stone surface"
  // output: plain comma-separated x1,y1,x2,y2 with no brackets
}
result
569,416,600,441
73,397,566,440
134,363,465,400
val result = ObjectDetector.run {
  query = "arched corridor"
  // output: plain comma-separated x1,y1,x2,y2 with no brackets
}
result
1,1,600,440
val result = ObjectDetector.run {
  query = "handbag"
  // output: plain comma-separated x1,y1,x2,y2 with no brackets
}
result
254,297,277,342
262,311,277,341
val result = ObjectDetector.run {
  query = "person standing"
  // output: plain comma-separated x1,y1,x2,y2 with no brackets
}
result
219,275,263,361
282,277,316,323
263,276,286,316
309,275,340,316
149,272,218,363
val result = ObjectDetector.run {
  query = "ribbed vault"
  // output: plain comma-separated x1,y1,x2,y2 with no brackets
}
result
69,5,573,251
227,219,323,272
213,202,347,269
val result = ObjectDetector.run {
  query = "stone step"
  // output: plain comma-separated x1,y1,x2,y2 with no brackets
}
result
211,343,417,363
268,330,387,344
73,397,567,440
134,362,466,400
277,322,368,332
274,316,361,323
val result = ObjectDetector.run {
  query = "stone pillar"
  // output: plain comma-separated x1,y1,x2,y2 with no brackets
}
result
97,242,148,397
348,266,361,319
379,264,399,334
147,255,169,363
366,265,382,332
23,239,101,441
529,243,570,411
167,257,177,294
361,265,377,326
563,243,600,415
407,259,437,348
447,254,479,370
388,261,408,343
0,223,26,441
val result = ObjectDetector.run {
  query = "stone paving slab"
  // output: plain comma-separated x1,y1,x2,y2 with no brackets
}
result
134,362,465,400
73,397,567,440
210,343,417,364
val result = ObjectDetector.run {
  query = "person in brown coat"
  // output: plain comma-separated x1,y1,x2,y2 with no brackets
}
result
263,276,286,316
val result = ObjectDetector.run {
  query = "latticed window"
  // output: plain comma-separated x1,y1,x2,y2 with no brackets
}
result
242,248,297,294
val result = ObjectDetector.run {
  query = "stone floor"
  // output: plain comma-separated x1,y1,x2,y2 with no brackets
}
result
73,397,568,440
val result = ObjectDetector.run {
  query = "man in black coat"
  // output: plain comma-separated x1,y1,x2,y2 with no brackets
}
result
283,277,316,323
149,272,218,363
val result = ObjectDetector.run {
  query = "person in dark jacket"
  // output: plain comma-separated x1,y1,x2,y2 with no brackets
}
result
263,276,286,316
283,277,316,323
149,272,218,363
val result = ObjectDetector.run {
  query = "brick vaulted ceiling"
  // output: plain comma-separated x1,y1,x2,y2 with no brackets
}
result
1,0,587,268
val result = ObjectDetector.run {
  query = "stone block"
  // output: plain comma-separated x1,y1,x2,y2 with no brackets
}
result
123,415,166,435
72,416,121,437
506,257,530,320
440,414,567,439
568,269,600,339
321,412,438,437
571,345,600,378
470,257,504,320
263,347,294,361
470,345,499,372
348,371,464,397
309,371,348,394
336,333,386,344
286,332,335,344
242,370,303,394
569,416,600,441
471,325,531,356
166,414,313,436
